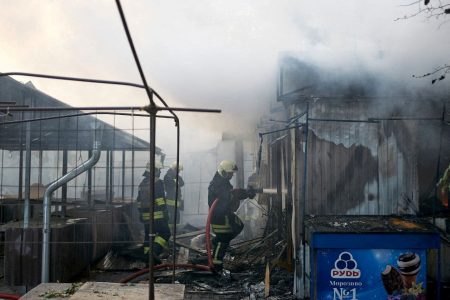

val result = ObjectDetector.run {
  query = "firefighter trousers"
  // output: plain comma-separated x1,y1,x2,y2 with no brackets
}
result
140,210,171,257
211,213,244,270
166,200,181,231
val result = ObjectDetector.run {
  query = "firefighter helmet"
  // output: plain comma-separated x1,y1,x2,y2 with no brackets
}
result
146,160,163,173
218,160,238,177
170,161,183,171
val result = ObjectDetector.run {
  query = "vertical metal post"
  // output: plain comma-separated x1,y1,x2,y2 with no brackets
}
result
148,102,157,300
172,117,180,281
106,151,110,203
276,144,282,241
122,151,126,202
38,150,43,186
131,150,135,199
19,149,24,201
88,150,92,206
18,112,24,200
62,150,68,218
301,102,309,297
110,151,114,204
24,122,31,228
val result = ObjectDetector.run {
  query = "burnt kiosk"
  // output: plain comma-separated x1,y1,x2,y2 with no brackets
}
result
305,216,441,299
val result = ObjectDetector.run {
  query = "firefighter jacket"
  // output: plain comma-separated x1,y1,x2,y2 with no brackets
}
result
137,175,168,221
208,172,248,224
164,168,185,208
438,164,450,191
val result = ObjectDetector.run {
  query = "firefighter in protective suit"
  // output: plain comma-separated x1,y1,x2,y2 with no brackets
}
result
137,161,171,262
164,162,185,231
208,160,255,271
437,163,450,209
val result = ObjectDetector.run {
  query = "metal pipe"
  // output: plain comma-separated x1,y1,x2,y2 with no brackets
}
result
286,111,307,127
18,149,23,200
0,73,204,120
260,188,287,195
23,122,31,228
0,73,210,118
301,103,309,297
259,124,304,136
131,150,135,199
41,139,102,283
61,150,68,218
1,112,152,125
106,151,110,203
88,150,93,207
0,73,179,119
369,117,442,121
309,117,441,123
309,118,379,123
113,3,174,297
122,151,126,202
0,105,28,108
147,104,157,299
0,72,145,89
18,113,24,202
172,117,180,281
115,0,154,106
38,150,43,189
109,151,114,204
4,106,221,113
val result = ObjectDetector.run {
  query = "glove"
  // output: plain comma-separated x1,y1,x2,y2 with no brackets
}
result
231,188,248,201
246,186,256,199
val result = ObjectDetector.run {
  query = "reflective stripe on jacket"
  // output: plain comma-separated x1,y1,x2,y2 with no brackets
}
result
137,176,168,220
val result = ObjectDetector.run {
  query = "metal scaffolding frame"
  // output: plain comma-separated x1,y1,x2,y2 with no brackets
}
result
0,1,221,299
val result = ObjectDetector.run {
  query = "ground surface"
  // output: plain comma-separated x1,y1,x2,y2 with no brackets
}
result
21,282,185,300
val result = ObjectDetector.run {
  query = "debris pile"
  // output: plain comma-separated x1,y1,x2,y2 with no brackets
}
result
83,224,294,299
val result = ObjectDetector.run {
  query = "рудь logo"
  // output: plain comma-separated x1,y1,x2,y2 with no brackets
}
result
331,252,361,279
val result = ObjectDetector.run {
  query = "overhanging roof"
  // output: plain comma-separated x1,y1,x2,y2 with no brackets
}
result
0,76,160,153
277,54,450,103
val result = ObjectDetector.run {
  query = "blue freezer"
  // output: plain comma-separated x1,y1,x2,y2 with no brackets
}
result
306,217,441,300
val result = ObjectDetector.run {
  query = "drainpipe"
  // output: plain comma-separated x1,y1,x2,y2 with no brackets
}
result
41,139,102,283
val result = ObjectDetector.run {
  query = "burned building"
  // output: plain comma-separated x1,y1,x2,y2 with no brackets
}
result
1,56,449,299
255,54,450,298
0,76,163,289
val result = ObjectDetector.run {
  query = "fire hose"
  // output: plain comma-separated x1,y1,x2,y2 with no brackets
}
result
0,293,21,300
119,198,220,283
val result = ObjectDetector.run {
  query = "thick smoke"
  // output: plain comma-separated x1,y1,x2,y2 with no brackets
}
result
0,0,449,157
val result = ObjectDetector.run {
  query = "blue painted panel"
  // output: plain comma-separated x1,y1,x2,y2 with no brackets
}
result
311,233,440,249
314,249,427,300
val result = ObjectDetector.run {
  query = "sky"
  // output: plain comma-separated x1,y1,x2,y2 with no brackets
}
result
1,0,449,160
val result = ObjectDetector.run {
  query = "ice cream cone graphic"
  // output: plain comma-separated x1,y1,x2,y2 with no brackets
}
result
397,252,421,288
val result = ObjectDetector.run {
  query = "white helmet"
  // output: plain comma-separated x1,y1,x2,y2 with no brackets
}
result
170,161,183,171
146,160,163,172
218,160,238,177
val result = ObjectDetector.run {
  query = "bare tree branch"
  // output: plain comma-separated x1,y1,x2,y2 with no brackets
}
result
395,0,450,21
398,0,422,7
413,64,450,84
399,1,450,83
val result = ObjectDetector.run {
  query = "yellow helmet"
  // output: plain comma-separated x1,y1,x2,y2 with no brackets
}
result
218,160,238,177
146,160,163,172
170,161,183,171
